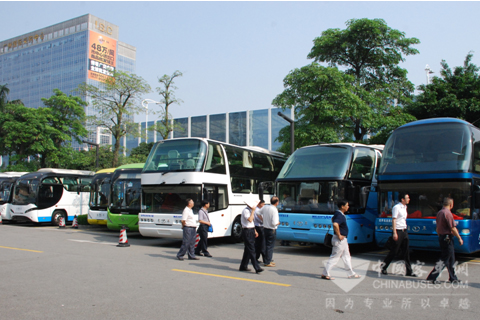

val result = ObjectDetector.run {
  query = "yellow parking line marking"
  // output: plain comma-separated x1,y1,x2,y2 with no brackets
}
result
0,246,43,253
172,269,291,287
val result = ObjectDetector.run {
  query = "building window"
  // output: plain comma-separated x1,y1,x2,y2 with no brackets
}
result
229,111,246,146
209,114,226,142
191,116,206,138
249,109,268,149
173,118,188,138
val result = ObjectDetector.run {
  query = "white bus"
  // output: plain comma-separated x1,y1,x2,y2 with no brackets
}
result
139,138,286,242
10,168,94,225
0,172,29,222
88,168,116,225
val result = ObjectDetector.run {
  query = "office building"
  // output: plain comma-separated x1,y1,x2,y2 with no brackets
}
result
0,14,136,148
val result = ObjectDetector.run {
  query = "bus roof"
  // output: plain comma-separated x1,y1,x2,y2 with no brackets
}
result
399,117,471,129
154,137,285,158
37,168,95,175
95,168,117,174
115,163,145,170
307,142,384,151
0,172,29,177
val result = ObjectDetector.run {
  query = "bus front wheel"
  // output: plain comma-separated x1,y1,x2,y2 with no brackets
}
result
51,210,66,226
230,216,243,243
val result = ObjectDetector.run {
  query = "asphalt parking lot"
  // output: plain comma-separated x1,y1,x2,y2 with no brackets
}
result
1,223,479,319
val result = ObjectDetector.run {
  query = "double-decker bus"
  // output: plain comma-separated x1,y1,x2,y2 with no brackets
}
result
0,172,28,222
375,118,480,254
9,168,94,225
106,163,144,231
88,168,116,225
275,143,383,245
138,138,285,242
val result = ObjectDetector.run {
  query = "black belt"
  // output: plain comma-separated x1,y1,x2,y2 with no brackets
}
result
243,227,254,229
396,229,407,232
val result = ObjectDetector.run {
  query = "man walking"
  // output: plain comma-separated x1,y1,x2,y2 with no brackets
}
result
176,199,199,261
254,200,266,264
426,197,463,284
239,200,264,274
321,200,360,280
259,197,280,267
381,193,417,277
195,200,212,258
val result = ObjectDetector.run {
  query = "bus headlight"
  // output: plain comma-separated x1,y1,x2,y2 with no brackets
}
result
314,224,317,228
285,222,289,227
379,226,384,230
461,229,470,235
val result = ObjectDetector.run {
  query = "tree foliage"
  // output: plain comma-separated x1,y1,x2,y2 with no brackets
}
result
0,83,10,111
77,71,151,167
278,18,420,145
151,70,183,140
406,53,480,124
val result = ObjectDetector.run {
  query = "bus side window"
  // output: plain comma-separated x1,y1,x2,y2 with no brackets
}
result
473,142,480,173
203,185,228,212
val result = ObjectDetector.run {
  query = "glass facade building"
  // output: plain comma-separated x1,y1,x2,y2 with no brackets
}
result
138,107,293,152
0,14,136,151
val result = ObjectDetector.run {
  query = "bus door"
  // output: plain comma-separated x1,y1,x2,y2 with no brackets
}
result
203,184,229,237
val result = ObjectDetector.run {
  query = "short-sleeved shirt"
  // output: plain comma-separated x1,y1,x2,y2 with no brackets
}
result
436,207,455,235
198,207,209,224
258,205,279,229
392,202,408,230
182,206,196,227
254,207,263,227
241,207,255,228
332,210,348,237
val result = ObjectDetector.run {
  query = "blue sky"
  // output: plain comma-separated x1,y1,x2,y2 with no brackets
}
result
2,1,480,121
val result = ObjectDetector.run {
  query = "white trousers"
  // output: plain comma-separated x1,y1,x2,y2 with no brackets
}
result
322,235,355,277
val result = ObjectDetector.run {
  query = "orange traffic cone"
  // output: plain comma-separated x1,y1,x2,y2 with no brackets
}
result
117,227,130,247
58,216,66,229
194,233,200,248
72,215,78,229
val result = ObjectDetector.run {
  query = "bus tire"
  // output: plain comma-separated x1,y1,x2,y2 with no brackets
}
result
230,216,243,243
51,210,66,226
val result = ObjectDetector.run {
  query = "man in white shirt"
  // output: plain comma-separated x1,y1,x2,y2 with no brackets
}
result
239,200,263,274
258,196,280,267
381,193,416,276
176,199,199,261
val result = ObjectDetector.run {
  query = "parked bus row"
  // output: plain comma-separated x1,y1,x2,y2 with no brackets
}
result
2,122,480,254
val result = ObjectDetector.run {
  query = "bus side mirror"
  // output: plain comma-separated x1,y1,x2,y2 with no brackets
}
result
360,186,371,208
258,181,274,201
346,181,356,202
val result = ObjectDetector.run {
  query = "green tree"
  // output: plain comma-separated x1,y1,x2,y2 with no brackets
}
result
406,53,480,124
273,63,368,153
306,18,419,141
0,101,54,165
66,145,122,171
77,71,151,167
126,142,154,163
39,89,88,168
0,83,9,111
151,70,183,140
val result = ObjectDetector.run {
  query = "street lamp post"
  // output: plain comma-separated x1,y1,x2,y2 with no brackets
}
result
142,99,161,142
278,111,295,154
82,140,99,170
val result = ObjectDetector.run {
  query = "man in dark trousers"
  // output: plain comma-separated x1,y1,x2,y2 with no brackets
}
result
195,200,212,257
381,193,417,277
254,200,266,264
239,200,264,274
426,197,464,284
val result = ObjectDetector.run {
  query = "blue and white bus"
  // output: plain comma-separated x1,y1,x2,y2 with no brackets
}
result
275,143,383,245
10,168,94,225
139,138,286,242
375,118,480,254
0,172,28,222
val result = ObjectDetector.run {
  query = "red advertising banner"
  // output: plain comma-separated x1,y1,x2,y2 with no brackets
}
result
88,30,117,83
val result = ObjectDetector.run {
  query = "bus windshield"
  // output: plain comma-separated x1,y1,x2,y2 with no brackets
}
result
278,181,348,214
90,175,112,209
379,181,473,220
277,145,351,179
110,172,142,212
0,180,13,204
379,123,472,174
142,185,202,214
143,139,207,173
12,179,39,205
